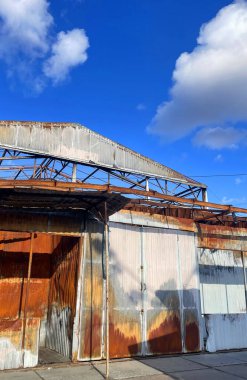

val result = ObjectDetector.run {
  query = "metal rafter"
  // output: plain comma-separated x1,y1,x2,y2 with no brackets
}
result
0,147,206,201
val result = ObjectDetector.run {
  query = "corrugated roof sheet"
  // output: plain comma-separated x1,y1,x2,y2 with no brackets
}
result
0,121,206,188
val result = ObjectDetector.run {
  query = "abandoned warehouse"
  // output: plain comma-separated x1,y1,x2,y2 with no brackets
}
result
0,121,247,370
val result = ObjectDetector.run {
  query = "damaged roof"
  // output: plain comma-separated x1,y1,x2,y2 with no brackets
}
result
0,120,206,188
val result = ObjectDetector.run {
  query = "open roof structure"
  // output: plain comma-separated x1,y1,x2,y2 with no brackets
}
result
0,120,246,224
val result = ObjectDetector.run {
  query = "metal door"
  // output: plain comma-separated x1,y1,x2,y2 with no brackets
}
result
143,227,183,354
109,223,142,357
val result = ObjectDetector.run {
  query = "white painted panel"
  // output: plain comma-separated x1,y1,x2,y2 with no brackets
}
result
198,249,246,314
206,314,247,352
144,227,179,310
177,232,199,307
109,222,142,309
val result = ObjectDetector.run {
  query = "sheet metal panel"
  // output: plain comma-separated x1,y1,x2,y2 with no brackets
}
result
205,314,247,352
0,319,40,370
0,232,53,370
199,249,246,314
144,227,182,354
0,121,204,186
0,211,84,235
177,231,201,352
110,211,195,233
108,223,142,358
79,221,104,360
77,219,218,360
0,232,52,320
46,236,80,358
198,224,247,251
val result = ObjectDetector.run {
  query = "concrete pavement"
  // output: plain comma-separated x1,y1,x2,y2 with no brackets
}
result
1,351,247,379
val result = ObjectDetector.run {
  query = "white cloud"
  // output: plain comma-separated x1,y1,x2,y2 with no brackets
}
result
148,1,247,148
0,0,89,92
0,0,52,59
193,126,247,149
43,29,89,84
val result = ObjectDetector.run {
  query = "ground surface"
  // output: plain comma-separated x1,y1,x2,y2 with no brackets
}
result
1,351,247,379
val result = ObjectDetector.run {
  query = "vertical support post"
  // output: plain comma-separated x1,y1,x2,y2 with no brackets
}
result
202,188,208,202
72,163,77,182
202,188,208,209
104,202,109,379
241,251,247,309
21,232,34,351
145,177,149,200
33,158,36,178
165,180,168,194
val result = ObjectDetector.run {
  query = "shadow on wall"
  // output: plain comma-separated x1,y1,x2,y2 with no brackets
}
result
123,288,201,358
80,228,202,359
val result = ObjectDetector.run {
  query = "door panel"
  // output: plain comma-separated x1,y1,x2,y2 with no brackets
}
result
109,223,142,357
144,227,182,354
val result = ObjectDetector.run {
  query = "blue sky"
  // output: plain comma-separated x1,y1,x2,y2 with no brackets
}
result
0,0,247,206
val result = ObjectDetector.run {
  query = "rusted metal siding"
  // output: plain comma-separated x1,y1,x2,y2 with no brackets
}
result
198,233,247,352
109,223,142,358
110,210,196,233
0,232,53,369
0,232,52,321
144,227,182,354
0,319,40,369
144,228,201,354
177,231,201,352
46,236,80,358
79,221,104,360
0,231,81,369
0,210,84,235
197,224,247,251
78,220,202,360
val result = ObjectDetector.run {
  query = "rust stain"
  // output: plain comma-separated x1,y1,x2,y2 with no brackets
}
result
0,231,81,366
79,224,104,360
147,310,182,354
80,313,102,359
108,276,141,358
184,310,200,352
0,280,49,319
185,321,200,352
0,282,22,318
0,211,83,234
0,232,53,320
83,264,103,308
119,210,196,232
48,236,79,314
46,236,80,357
23,319,40,353
0,319,22,332
109,317,140,358
22,281,49,318
0,319,23,348
197,224,247,251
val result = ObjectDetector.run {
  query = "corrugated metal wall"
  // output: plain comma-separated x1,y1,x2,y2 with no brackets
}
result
79,221,104,360
199,249,246,314
0,232,53,369
0,232,81,369
198,248,247,352
78,220,202,360
109,224,142,357
46,236,80,358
